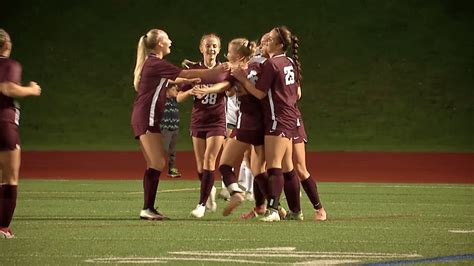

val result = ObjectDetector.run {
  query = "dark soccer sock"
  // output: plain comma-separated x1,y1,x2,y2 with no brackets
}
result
283,169,301,213
218,164,236,187
198,170,215,205
0,184,18,228
143,168,161,210
253,172,268,206
301,176,322,210
267,168,284,210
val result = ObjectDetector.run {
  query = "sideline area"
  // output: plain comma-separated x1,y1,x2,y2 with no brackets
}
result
21,151,473,183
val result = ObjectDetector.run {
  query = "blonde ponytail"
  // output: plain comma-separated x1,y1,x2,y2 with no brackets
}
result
133,29,163,91
133,35,147,90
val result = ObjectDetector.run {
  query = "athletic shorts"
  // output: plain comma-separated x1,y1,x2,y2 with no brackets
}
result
293,123,308,144
132,124,161,139
191,129,226,139
0,122,20,151
265,128,297,140
230,128,264,146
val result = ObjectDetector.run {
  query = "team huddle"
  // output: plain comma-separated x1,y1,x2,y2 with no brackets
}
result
0,26,327,239
131,26,327,222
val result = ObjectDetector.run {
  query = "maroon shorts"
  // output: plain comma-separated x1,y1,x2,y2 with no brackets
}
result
265,128,297,140
230,128,264,146
293,123,308,144
132,124,161,139
191,129,226,139
0,122,20,151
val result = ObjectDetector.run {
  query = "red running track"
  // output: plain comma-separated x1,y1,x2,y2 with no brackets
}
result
20,151,473,183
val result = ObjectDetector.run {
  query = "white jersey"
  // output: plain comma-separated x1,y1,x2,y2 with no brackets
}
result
226,93,239,126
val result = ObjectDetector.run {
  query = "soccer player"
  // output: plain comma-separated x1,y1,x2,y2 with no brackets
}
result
231,26,301,222
217,37,269,216
132,29,228,220
177,34,232,218
0,29,42,238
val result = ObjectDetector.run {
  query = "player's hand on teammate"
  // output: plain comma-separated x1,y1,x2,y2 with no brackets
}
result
190,86,206,99
230,66,247,82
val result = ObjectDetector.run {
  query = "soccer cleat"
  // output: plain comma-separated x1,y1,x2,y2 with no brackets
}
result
140,208,168,220
285,210,304,221
190,204,206,218
239,205,266,220
0,227,15,239
222,192,245,216
314,207,327,221
259,209,281,222
168,168,181,178
206,186,217,212
278,206,287,220
218,187,230,201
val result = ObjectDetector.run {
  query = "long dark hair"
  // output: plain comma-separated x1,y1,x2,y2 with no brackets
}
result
273,26,302,83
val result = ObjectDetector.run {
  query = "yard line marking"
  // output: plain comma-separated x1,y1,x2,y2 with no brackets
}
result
85,257,277,264
169,251,421,259
128,188,200,194
86,248,421,264
449,230,474,233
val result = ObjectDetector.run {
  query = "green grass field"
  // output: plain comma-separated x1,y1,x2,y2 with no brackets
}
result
1,180,472,265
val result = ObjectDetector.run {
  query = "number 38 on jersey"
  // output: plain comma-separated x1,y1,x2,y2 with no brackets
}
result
201,93,218,105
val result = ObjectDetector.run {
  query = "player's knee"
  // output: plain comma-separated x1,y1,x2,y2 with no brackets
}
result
149,159,165,171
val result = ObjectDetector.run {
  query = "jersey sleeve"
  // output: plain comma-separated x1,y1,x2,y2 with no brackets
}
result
255,60,275,93
5,61,22,84
154,59,183,81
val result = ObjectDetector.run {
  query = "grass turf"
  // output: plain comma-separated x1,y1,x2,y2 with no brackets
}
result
0,180,472,265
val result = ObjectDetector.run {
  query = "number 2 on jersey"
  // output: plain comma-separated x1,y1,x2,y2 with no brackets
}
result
201,93,218,105
284,66,295,85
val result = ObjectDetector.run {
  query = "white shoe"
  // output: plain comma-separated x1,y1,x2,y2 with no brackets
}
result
206,186,217,212
190,204,206,218
0,227,15,239
245,192,254,201
140,208,168,220
259,209,281,222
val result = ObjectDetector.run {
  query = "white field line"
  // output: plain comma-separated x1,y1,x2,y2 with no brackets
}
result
294,260,361,265
22,187,200,195
449,230,474,233
85,248,421,264
85,257,278,264
345,184,474,189
169,251,421,259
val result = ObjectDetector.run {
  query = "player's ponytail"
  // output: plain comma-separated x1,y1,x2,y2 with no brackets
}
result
133,29,162,91
291,35,302,83
133,35,147,91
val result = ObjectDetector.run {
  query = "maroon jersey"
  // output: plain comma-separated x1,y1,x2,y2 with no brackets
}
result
0,56,21,125
131,54,182,137
255,54,300,137
181,62,230,132
235,56,265,131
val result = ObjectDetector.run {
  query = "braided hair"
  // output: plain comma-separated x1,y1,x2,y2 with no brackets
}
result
273,26,302,83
